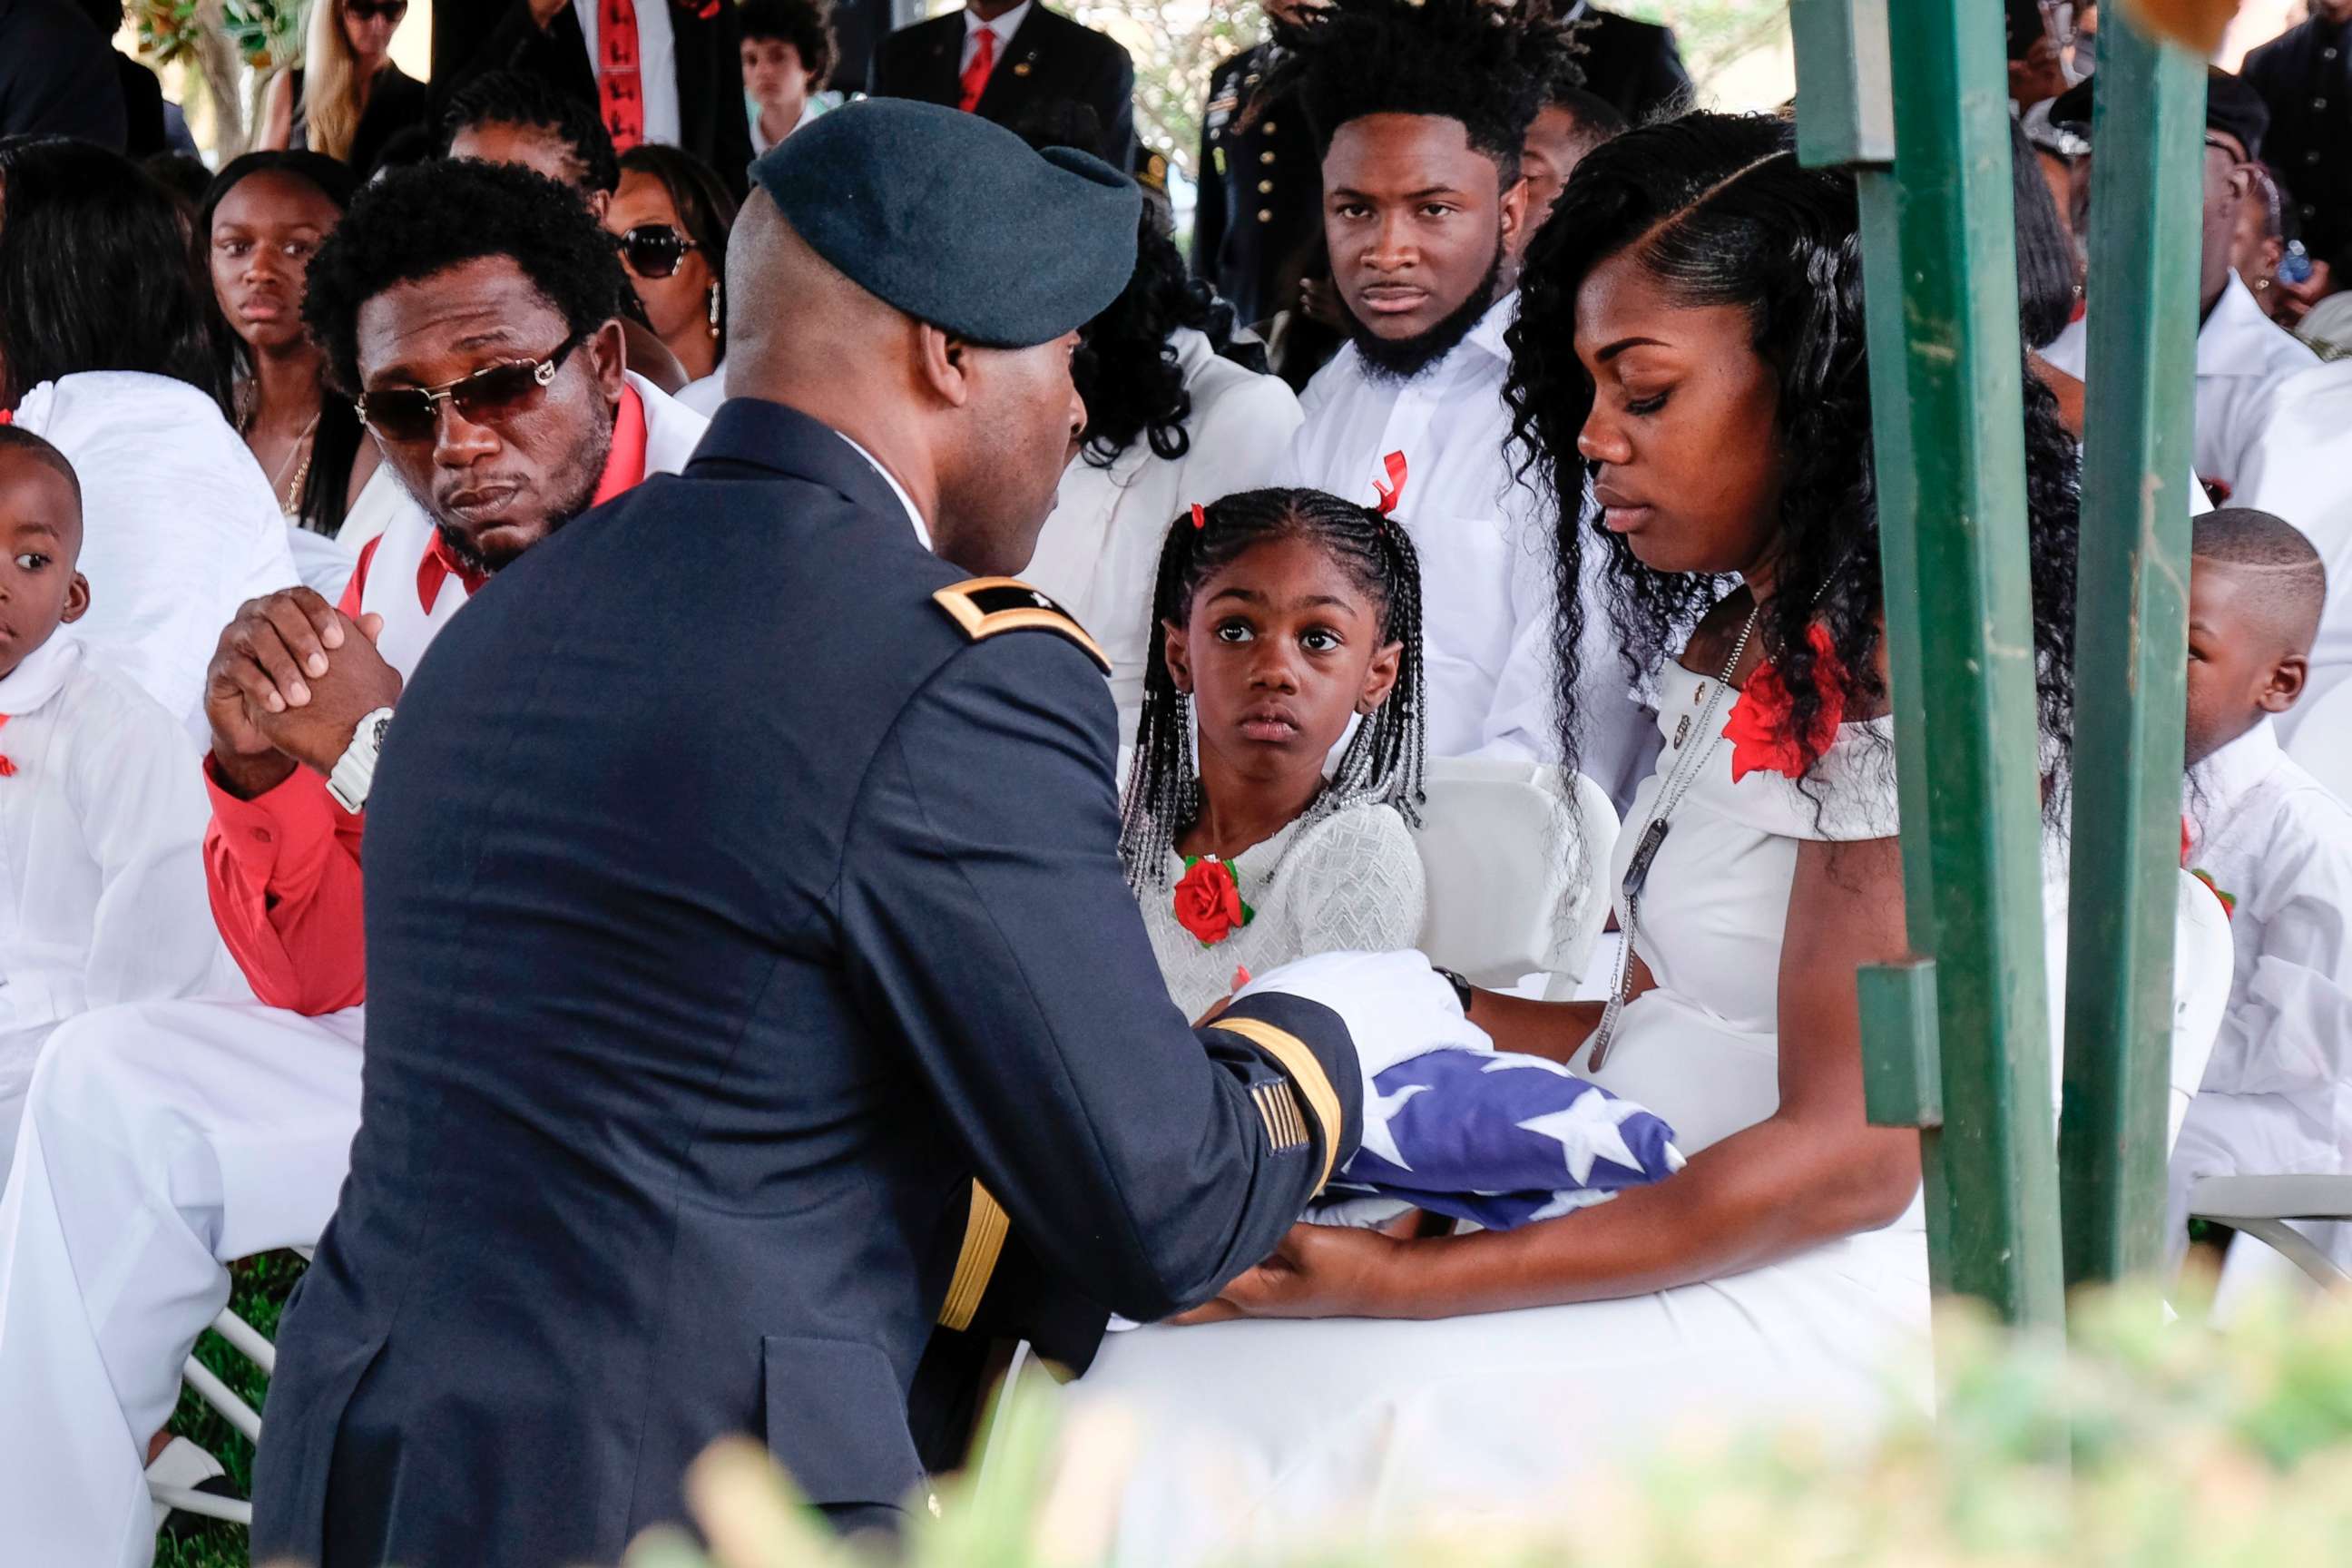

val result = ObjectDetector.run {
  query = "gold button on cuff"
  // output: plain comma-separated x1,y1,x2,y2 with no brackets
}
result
1257,208,1272,221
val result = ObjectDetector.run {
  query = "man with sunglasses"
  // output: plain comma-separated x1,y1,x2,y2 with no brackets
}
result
246,98,1377,1565
0,159,706,1568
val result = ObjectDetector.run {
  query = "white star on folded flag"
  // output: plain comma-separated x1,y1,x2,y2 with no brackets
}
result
1516,1091,1648,1185
1357,1082,1429,1172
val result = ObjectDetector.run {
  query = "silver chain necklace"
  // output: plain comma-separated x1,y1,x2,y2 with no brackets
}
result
1584,601,1760,1071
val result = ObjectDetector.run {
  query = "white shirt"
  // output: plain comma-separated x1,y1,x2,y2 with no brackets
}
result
2236,354,2352,747
1024,328,1302,742
11,372,300,737
2043,270,2319,495
0,633,230,1128
2167,720,2352,1265
962,1,1032,74
1289,296,1650,789
572,0,681,149
838,432,933,550
748,95,824,159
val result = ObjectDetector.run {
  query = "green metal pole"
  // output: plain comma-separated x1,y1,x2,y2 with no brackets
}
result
1875,0,2066,1328
2057,14,2203,1289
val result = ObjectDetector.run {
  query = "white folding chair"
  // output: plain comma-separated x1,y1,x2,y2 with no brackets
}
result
150,1245,314,1530
2041,868,2234,1153
1410,758,1620,992
2285,678,2352,801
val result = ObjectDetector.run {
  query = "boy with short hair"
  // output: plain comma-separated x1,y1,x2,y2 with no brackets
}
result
2170,506,2352,1270
0,426,226,1179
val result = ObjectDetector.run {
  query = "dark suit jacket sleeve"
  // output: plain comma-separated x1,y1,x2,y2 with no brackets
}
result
1093,40,1137,173
1637,25,1694,120
1191,83,1227,283
835,632,1362,1324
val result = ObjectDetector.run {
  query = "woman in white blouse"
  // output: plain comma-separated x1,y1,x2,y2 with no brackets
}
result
0,140,298,730
1021,211,1304,745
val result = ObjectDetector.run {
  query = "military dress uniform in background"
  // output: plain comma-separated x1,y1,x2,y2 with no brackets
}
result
250,103,1363,1568
1192,41,1321,333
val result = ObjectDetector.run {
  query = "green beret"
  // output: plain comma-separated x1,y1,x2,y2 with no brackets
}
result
750,98,1142,348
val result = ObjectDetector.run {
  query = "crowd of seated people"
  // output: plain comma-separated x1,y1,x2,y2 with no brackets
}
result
0,0,2347,1563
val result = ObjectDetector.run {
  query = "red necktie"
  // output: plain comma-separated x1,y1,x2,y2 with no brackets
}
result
959,26,996,114
598,0,645,152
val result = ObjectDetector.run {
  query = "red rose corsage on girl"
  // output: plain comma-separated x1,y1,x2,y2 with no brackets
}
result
1722,624,1846,783
0,715,15,778
2181,815,2239,919
1172,855,1254,946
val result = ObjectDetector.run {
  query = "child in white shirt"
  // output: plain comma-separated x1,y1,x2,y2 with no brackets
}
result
0,427,227,1181
2170,507,2352,1271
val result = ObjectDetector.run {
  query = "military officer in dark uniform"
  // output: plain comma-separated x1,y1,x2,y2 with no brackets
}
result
2244,3,2352,282
250,98,1365,1567
1192,6,1322,333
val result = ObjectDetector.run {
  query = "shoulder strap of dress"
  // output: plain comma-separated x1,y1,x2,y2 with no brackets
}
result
932,577,1112,674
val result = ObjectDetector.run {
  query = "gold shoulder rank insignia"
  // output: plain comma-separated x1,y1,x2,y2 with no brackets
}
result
933,577,1112,674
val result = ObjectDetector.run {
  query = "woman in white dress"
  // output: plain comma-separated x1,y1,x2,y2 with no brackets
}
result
1022,211,1304,744
0,140,299,730
1064,114,2086,1566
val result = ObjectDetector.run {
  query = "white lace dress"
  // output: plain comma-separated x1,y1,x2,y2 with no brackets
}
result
1059,664,1932,1568
1135,803,1428,1019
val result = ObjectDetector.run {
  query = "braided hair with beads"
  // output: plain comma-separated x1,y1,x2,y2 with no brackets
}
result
1117,487,1429,892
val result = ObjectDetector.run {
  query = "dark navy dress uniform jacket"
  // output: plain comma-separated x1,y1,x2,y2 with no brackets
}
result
250,398,1363,1568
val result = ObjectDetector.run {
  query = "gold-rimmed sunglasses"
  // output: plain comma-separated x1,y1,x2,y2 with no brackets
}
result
354,332,585,443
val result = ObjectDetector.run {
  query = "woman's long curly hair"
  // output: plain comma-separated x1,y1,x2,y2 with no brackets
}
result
1503,113,2080,805
1073,210,1224,467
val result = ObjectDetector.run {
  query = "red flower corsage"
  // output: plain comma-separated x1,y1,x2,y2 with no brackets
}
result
1722,624,1846,783
1172,855,1253,946
2181,816,2238,917
0,714,14,778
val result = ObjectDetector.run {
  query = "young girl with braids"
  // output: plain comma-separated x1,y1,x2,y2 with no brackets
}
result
1119,487,1430,1019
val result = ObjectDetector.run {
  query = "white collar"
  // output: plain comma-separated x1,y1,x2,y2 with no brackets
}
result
836,431,933,550
2191,715,2284,806
0,630,81,717
965,2,1031,43
1465,289,1519,362
2200,271,2303,377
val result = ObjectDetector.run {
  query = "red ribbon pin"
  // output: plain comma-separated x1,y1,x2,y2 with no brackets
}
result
1372,449,1407,515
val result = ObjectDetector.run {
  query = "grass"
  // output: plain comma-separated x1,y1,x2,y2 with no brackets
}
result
153,1250,307,1568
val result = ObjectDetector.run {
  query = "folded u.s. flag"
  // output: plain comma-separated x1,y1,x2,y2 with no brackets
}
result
1329,1047,1683,1230
1233,951,1682,1232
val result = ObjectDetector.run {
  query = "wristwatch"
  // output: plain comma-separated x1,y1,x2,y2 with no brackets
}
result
326,707,396,814
1433,965,1475,1016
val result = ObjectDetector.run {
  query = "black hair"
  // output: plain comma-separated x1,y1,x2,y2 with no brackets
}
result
1504,113,2082,803
302,159,632,395
197,152,368,538
0,424,83,504
1263,0,1554,185
1076,209,1223,466
739,0,839,83
2194,507,2327,647
1542,84,1628,150
2010,117,2077,351
617,143,741,343
0,139,222,410
142,152,218,218
438,69,621,196
1119,487,1428,887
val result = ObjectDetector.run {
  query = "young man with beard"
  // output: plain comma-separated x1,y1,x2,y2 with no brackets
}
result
1274,0,1651,791
0,159,706,1568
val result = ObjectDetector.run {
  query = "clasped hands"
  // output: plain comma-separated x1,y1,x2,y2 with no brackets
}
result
205,587,403,800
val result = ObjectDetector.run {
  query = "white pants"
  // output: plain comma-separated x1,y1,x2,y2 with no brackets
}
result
0,998,363,1568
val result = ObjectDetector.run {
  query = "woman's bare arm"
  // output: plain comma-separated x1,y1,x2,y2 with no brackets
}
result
1193,836,1922,1321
